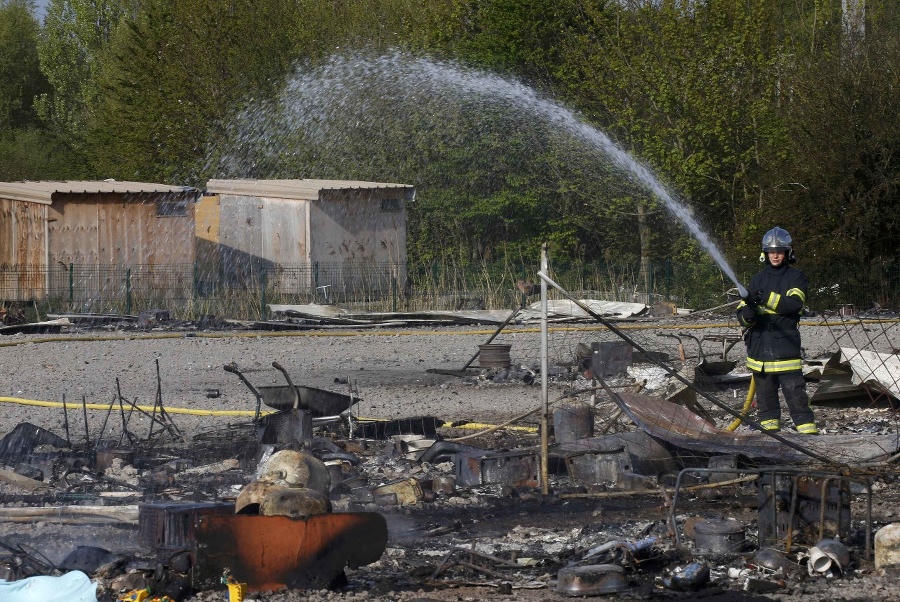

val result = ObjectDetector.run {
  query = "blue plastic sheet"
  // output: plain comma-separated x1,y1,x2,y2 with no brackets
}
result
0,570,98,602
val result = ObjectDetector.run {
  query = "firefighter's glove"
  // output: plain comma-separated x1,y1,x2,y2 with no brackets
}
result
745,290,764,306
740,305,757,323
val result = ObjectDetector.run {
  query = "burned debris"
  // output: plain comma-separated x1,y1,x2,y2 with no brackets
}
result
1,302,900,601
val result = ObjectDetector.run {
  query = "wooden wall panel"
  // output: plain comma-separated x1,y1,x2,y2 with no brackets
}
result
0,198,47,299
312,189,406,265
48,197,100,264
260,198,307,264
151,197,195,265
15,202,47,267
0,199,15,266
218,195,264,279
47,193,195,267
195,195,221,286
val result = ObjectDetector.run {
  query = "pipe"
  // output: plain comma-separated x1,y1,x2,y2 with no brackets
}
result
539,244,550,495
0,396,266,416
726,375,756,432
0,318,875,349
272,361,300,409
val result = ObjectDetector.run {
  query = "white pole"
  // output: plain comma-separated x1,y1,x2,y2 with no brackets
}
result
540,243,549,494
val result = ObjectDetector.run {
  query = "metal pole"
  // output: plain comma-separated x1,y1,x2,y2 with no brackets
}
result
520,264,527,308
61,392,70,446
260,268,267,319
81,395,91,450
539,243,549,494
392,273,397,313
125,267,132,315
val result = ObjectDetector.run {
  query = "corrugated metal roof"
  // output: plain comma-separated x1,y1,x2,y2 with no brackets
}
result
0,180,199,205
205,179,415,202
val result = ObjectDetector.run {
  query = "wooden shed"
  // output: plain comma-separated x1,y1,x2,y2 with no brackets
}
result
201,179,415,297
0,180,200,301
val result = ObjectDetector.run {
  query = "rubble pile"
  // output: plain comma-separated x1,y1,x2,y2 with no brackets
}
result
0,310,899,601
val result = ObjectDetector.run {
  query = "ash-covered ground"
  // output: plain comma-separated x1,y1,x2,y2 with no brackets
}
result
1,312,899,601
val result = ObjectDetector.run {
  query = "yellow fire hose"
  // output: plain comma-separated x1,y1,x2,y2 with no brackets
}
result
726,375,755,431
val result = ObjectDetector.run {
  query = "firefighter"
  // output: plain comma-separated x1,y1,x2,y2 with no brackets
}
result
736,227,817,434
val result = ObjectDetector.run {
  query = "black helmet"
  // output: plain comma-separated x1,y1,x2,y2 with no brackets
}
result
760,226,796,263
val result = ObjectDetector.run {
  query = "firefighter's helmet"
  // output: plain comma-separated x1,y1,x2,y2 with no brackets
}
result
760,227,796,263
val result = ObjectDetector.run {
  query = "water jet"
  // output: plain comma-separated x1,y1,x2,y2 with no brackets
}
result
215,52,747,297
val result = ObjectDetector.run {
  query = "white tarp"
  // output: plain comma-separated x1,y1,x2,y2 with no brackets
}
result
267,299,647,325
520,299,648,320
0,571,97,602
840,347,900,398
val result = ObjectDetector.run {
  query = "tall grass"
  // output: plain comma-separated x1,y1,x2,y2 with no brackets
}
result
2,256,899,321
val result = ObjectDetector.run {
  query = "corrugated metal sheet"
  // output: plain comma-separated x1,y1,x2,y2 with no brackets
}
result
0,181,199,205
206,179,415,202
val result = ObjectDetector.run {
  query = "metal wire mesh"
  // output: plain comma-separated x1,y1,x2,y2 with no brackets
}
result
493,281,900,473
2,259,899,319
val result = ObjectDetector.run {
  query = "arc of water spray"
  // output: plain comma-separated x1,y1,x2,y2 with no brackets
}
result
414,56,747,298
218,52,749,297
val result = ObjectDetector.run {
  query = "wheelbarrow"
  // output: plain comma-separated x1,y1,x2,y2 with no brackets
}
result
678,332,739,376
224,362,359,419
658,333,738,377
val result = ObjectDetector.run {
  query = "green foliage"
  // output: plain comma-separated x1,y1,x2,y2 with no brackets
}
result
0,0,48,131
88,0,306,183
36,0,134,147
774,10,900,266
0,126,86,179
14,0,900,300
561,1,793,248
437,0,582,80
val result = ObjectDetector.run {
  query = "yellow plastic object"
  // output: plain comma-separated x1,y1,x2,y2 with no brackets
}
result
119,590,150,602
726,375,756,432
227,582,247,602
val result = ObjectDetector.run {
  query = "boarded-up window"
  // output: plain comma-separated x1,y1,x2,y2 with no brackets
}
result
157,200,188,217
380,198,402,212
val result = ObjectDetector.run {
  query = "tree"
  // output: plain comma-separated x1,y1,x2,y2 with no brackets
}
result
0,0,77,180
88,0,306,182
0,0,49,132
36,0,133,146
559,1,794,262
776,2,900,267
0,126,85,179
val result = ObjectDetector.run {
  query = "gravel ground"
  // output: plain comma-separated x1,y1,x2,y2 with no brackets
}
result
1,315,900,601
1,325,543,427
1,316,885,427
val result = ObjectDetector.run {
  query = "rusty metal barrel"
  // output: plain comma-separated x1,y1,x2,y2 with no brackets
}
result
478,344,512,368
553,401,594,443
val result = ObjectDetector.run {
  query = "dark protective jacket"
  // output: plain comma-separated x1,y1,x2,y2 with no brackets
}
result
736,263,808,373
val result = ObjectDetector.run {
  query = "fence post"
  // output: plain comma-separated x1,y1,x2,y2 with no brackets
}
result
68,263,74,306
392,273,397,313
260,268,268,320
520,263,527,308
666,259,671,301
125,268,132,315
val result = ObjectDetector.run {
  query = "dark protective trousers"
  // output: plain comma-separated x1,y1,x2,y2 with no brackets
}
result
754,370,815,429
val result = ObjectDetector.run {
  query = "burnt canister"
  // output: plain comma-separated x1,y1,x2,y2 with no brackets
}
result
693,519,746,555
553,401,594,443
